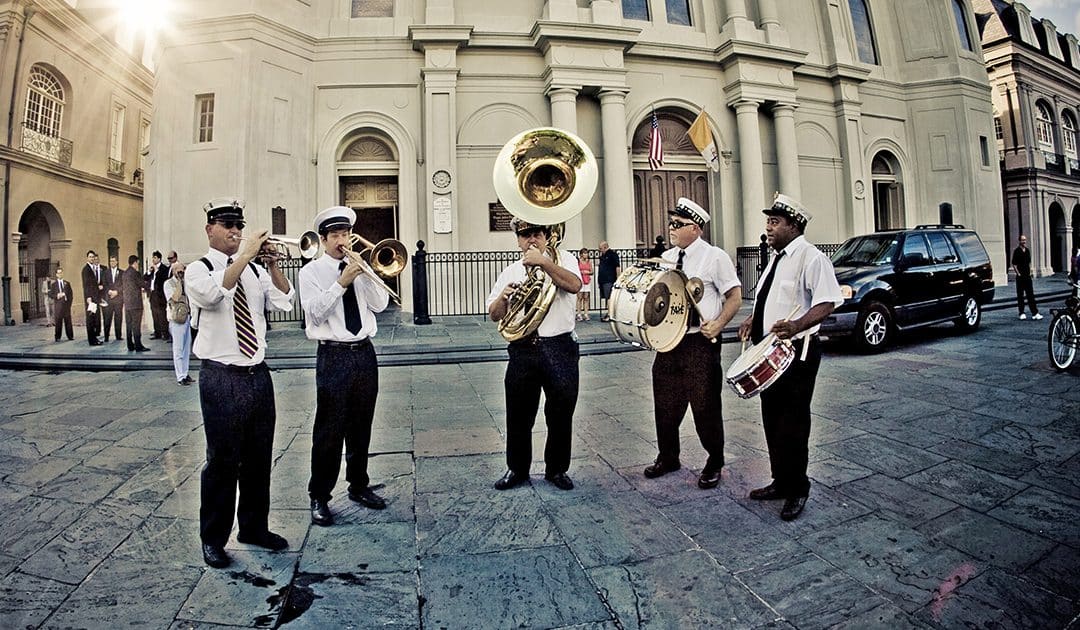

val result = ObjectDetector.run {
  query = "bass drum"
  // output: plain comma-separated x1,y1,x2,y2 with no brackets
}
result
607,262,689,352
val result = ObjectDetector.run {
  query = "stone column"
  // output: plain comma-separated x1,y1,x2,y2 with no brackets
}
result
722,0,757,40
734,99,764,246
756,0,787,45
599,89,635,249
772,103,800,200
548,87,584,247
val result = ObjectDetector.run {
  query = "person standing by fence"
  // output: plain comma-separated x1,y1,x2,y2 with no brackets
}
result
597,241,620,322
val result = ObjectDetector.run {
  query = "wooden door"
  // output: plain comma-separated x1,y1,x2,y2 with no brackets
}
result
632,169,710,248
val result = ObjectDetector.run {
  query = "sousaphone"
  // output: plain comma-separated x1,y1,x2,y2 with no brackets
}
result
492,127,598,341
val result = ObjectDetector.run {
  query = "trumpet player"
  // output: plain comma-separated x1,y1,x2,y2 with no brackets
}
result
486,218,582,491
299,206,390,527
186,197,295,568
644,198,741,490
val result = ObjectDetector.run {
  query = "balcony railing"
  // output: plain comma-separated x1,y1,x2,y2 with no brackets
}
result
107,158,125,179
21,124,72,166
1043,151,1066,174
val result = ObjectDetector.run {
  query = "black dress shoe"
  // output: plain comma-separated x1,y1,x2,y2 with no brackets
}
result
348,487,387,510
643,460,681,479
202,544,230,568
545,472,574,491
236,530,288,550
781,496,807,521
90,340,104,346
493,470,529,491
310,499,334,526
134,345,151,352
179,376,196,385
697,467,722,489
749,484,783,500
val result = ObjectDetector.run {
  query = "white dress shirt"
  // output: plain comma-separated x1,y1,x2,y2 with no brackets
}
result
754,235,843,339
299,253,389,342
661,236,741,333
486,249,582,338
186,248,295,365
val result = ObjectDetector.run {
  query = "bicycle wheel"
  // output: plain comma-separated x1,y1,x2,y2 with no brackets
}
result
1048,312,1078,371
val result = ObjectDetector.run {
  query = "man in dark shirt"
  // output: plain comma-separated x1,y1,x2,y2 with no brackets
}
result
1010,235,1041,321
597,241,621,323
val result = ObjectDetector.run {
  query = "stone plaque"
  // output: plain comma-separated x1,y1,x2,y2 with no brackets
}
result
433,195,452,234
489,201,513,232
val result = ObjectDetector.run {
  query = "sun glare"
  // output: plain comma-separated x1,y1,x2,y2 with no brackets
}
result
117,0,170,33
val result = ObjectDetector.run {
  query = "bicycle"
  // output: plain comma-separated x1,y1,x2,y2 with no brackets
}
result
1047,280,1080,371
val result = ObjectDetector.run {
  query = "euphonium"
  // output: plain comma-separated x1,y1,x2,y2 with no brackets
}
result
492,128,598,341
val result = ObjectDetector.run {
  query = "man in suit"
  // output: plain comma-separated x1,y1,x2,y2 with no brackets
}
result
48,268,73,341
81,250,104,346
102,255,124,342
122,255,150,352
146,250,172,341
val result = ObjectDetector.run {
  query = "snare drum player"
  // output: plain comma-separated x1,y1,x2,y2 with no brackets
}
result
186,197,295,568
644,198,741,489
486,218,582,491
299,206,390,527
737,194,842,521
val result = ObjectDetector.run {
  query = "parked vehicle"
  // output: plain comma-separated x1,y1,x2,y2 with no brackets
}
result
820,225,995,352
1048,282,1080,371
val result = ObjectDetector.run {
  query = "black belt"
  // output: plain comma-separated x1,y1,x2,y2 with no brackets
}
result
509,332,573,347
319,338,372,350
202,359,267,374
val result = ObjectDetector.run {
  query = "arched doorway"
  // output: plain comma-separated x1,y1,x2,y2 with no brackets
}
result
17,201,64,322
1049,202,1065,272
631,111,710,248
337,130,401,297
871,151,904,230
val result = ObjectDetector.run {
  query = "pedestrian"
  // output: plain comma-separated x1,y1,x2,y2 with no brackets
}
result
122,255,151,352
486,218,582,491
41,274,54,326
738,193,843,521
1069,245,1079,297
146,250,172,340
102,255,124,342
1011,235,1041,320
185,197,295,569
597,240,621,322
649,235,666,258
577,247,592,321
47,269,73,341
643,198,741,490
80,250,104,346
165,262,195,386
299,207,391,527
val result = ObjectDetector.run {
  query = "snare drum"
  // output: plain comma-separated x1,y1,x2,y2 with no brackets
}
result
607,262,689,352
725,335,796,398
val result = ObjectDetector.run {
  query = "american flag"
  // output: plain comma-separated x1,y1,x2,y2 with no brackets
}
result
648,111,664,170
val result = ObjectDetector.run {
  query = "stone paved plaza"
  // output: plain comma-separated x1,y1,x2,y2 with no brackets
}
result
0,301,1078,628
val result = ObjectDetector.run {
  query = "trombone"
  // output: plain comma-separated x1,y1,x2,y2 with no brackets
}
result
340,233,407,304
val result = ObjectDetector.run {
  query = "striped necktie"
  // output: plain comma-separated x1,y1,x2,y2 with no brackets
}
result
229,258,258,357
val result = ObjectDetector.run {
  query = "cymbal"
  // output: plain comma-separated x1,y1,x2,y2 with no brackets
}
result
643,281,671,326
686,277,704,303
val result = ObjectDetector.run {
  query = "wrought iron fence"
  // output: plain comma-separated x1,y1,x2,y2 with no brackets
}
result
21,124,73,166
736,243,840,299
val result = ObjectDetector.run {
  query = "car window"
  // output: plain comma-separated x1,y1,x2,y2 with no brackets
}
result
926,232,958,264
831,235,898,266
951,231,990,265
900,234,931,267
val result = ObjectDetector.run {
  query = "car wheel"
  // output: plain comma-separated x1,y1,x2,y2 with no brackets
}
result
854,301,891,352
954,295,981,331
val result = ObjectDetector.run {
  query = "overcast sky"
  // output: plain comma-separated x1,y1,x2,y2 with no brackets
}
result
1021,0,1080,35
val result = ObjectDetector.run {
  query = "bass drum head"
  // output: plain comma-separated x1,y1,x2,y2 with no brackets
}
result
607,264,688,352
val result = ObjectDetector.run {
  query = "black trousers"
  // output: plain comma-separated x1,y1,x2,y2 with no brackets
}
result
124,308,143,350
198,361,276,546
102,303,122,340
504,333,579,475
759,336,822,499
53,300,73,340
308,342,379,501
1015,275,1038,314
150,293,169,338
85,305,100,344
651,332,725,470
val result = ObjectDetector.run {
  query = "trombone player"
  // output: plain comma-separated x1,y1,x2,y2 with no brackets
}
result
486,217,582,491
299,206,390,526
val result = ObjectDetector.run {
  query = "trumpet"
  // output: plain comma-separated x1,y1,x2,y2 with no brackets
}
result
236,231,320,260
340,233,407,304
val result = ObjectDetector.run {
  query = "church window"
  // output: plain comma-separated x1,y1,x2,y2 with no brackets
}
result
195,93,214,143
952,0,974,52
1062,111,1077,160
666,0,690,25
1035,101,1055,153
352,0,393,17
847,0,879,64
623,0,649,21
25,66,65,137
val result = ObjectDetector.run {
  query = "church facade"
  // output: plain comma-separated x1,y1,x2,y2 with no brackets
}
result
147,0,1006,310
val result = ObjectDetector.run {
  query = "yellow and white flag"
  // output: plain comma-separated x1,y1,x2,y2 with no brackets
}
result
687,110,720,172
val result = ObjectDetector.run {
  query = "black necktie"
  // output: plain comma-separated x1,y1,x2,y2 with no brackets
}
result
751,251,785,343
340,261,362,334
676,250,685,271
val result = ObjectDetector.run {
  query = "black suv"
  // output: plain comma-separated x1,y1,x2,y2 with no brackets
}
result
820,225,995,351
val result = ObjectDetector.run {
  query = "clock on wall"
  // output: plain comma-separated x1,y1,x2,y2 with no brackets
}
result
432,170,452,189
